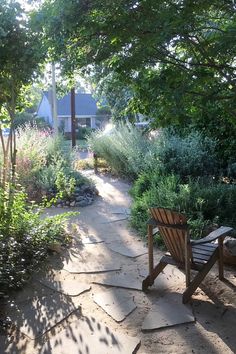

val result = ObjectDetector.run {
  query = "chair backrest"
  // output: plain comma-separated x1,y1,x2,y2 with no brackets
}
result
149,207,190,263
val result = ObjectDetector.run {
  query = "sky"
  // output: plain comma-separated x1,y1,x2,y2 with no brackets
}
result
17,0,43,12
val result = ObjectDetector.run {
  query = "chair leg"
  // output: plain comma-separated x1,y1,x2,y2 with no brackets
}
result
182,251,218,303
147,224,154,276
142,261,167,290
218,236,224,280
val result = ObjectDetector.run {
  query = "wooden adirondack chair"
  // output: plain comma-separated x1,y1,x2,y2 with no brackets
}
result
142,207,233,303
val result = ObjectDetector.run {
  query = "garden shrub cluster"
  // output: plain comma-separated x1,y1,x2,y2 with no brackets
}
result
14,123,90,201
88,124,236,243
88,124,150,178
0,186,75,297
0,124,92,296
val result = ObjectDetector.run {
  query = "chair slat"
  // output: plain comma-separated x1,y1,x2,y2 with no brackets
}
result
150,207,189,263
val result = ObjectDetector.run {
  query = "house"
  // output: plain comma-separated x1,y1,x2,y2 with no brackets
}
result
37,91,103,134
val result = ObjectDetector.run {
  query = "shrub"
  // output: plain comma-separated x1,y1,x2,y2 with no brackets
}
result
77,126,93,140
88,125,217,179
130,173,236,241
12,124,89,201
87,123,150,178
146,129,217,178
0,186,75,296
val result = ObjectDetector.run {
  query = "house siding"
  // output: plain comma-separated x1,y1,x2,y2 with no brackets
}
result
37,95,53,125
37,92,104,132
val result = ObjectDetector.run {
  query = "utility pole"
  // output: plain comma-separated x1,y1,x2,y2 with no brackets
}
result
51,62,58,134
71,87,76,148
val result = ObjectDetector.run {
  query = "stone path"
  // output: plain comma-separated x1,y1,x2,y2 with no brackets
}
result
1,171,236,353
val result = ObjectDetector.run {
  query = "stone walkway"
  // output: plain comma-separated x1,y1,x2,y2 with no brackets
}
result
1,171,236,353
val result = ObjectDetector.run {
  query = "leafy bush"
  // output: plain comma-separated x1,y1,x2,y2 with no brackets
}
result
77,126,93,140
0,186,75,296
145,129,217,178
87,123,150,178
130,172,236,240
88,124,217,179
88,123,235,244
12,124,88,200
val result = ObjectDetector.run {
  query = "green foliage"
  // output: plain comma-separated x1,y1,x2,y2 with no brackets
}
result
0,124,89,200
38,0,236,167
88,124,217,179
0,1,45,112
87,123,150,178
0,186,75,296
77,126,93,140
88,123,235,242
149,129,218,177
130,173,236,241
55,171,76,200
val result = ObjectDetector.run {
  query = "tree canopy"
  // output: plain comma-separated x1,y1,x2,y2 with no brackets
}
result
0,0,46,185
38,1,236,120
0,0,45,118
36,0,236,163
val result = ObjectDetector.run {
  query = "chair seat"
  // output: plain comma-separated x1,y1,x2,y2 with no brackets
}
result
192,242,218,267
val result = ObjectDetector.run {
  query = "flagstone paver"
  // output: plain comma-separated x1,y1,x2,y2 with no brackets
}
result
93,273,143,291
107,241,148,258
80,235,104,244
138,264,186,291
7,293,81,339
142,293,195,331
62,245,123,273
41,315,141,354
93,288,137,322
39,279,91,297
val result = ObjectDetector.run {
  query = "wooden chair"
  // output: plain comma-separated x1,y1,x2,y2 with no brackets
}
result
142,207,233,303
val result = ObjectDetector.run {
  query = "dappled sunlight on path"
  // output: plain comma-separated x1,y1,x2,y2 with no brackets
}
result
1,171,236,353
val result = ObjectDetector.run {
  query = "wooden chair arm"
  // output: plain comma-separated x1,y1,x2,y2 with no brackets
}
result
191,226,233,245
147,219,159,235
147,218,158,226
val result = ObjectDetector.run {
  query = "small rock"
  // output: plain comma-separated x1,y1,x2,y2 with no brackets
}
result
224,237,236,256
75,196,84,202
75,200,89,207
70,201,76,207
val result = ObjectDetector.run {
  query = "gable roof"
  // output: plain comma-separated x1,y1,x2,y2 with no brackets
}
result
44,91,98,116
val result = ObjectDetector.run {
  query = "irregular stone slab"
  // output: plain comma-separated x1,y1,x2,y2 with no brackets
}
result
124,208,131,216
109,207,126,215
7,293,81,339
41,315,140,354
93,273,142,291
5,283,55,305
101,216,128,224
93,289,136,322
64,262,121,274
40,279,91,296
139,265,185,291
107,241,147,258
81,235,104,244
142,293,194,331
63,246,122,274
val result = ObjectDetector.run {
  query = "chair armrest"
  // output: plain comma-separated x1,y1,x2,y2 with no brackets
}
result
147,218,158,226
147,219,159,235
191,226,233,245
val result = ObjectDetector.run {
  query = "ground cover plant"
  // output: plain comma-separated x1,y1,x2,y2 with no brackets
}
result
0,124,94,297
0,185,75,297
88,124,236,243
11,123,92,202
